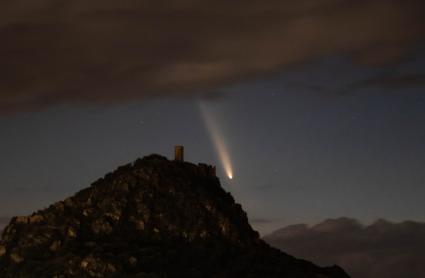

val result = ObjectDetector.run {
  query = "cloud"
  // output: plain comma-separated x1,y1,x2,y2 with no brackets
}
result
286,72,425,95
263,218,425,278
346,73,425,91
1,0,424,113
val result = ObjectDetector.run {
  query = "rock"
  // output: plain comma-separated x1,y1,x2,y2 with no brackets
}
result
106,263,116,273
80,259,89,269
14,216,28,224
67,227,77,238
128,256,137,265
133,219,145,230
29,214,44,224
10,252,23,264
0,154,350,278
82,208,92,217
91,219,113,235
0,245,6,257
49,240,61,252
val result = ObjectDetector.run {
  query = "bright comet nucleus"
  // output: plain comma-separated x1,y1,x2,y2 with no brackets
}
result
199,102,234,180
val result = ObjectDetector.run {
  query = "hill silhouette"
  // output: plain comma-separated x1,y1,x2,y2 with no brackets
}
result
0,154,349,277
264,218,425,278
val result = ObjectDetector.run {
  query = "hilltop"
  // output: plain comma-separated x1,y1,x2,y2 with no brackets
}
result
0,154,349,277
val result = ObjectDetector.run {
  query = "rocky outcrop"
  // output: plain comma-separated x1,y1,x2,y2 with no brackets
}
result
0,154,349,277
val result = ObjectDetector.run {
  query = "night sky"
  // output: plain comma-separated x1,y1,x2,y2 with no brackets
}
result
1,1,425,235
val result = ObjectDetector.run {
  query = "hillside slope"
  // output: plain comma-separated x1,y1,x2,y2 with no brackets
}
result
0,155,349,278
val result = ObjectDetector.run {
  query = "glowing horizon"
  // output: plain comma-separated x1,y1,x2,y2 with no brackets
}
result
199,102,234,180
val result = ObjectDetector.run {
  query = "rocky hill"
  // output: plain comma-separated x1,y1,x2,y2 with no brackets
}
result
0,155,349,277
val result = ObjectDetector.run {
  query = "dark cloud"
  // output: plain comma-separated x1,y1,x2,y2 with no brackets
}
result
288,73,425,95
346,73,425,91
263,218,425,278
1,0,425,113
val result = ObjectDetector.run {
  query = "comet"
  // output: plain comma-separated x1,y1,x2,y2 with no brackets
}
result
199,102,234,180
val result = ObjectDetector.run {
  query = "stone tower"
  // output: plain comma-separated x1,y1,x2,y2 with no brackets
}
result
174,145,184,162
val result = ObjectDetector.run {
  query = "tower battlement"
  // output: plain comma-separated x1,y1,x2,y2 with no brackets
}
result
173,146,216,177
197,163,216,177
